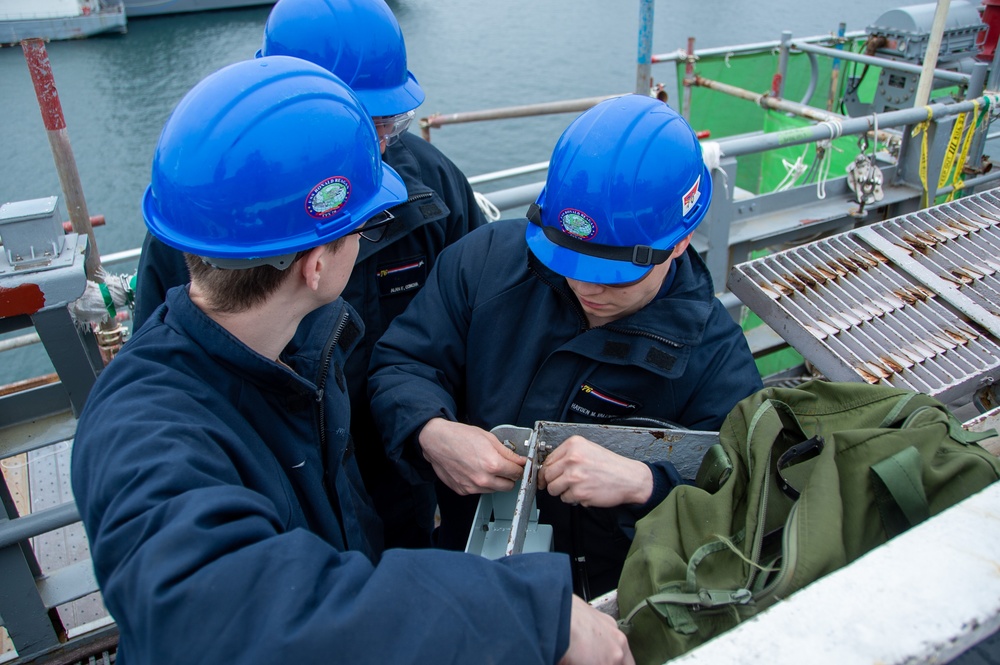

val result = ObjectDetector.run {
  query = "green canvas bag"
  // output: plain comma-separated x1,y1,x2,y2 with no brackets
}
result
617,380,1000,665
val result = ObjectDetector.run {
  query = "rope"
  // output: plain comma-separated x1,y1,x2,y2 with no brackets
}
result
815,139,837,200
818,118,844,140
774,144,810,192
701,141,730,199
474,191,502,222
70,269,136,326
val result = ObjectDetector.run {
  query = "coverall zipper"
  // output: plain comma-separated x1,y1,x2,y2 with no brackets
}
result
316,307,351,545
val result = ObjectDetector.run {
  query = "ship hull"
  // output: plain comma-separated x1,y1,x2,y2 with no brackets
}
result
123,0,272,17
0,6,126,44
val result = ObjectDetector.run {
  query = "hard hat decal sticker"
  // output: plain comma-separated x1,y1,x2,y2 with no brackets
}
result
682,175,701,217
306,176,352,218
559,209,597,240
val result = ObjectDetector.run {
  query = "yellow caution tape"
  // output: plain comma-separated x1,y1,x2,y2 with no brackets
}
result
911,107,934,208
937,111,966,190
947,99,983,202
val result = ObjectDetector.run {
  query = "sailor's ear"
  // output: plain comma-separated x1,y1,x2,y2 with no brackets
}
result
299,245,329,292
672,232,694,258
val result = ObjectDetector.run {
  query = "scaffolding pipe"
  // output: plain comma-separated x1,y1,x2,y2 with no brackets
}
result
683,37,695,120
21,39,102,282
692,74,847,123
715,94,998,158
914,0,952,107
790,40,970,84
635,0,654,95
828,23,847,112
775,31,792,98
420,95,622,140
467,161,549,186
650,30,868,64
0,333,42,354
21,38,124,364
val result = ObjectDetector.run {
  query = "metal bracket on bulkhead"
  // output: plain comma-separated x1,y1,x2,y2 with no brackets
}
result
464,421,721,558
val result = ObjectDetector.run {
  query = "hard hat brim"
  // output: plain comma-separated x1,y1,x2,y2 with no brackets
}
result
143,162,408,261
353,72,425,117
526,164,713,284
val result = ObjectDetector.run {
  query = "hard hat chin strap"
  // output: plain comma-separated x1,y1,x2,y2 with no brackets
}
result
527,204,673,267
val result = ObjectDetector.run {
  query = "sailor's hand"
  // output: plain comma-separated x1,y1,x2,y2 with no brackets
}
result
538,435,653,508
560,595,634,665
417,418,525,495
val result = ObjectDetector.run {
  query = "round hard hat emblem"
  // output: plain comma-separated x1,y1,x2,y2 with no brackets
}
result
559,209,597,240
306,176,351,218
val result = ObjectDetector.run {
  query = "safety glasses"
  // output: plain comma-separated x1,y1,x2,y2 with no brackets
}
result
373,110,416,146
348,209,396,242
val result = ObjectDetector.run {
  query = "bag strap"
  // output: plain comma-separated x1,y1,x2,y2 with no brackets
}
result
742,399,805,591
617,530,753,634
684,536,739,592
878,392,922,428
872,404,998,538
870,446,929,538
946,414,998,446
618,586,753,635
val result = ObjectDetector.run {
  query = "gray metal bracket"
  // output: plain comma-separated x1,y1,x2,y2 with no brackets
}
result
465,421,720,558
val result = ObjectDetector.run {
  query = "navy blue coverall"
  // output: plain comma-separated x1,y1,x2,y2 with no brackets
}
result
131,132,486,548
72,287,572,664
368,219,764,596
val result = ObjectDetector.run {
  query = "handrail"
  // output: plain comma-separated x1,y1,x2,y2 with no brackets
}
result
790,40,971,84
419,28,975,145
419,95,623,140
0,502,80,550
714,93,998,158
466,161,549,186
649,31,869,63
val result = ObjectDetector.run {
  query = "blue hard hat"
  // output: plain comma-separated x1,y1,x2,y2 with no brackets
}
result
259,0,425,118
142,56,407,266
526,94,712,285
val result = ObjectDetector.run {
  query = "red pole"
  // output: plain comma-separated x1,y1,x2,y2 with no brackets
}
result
22,38,123,363
21,38,102,282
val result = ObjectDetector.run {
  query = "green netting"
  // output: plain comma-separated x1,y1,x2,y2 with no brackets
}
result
675,39,883,195
672,41,891,377
676,50,833,137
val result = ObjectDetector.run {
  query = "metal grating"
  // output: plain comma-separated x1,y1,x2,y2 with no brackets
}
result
728,188,1000,404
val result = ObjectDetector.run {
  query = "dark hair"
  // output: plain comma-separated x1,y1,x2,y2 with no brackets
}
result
184,237,347,313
